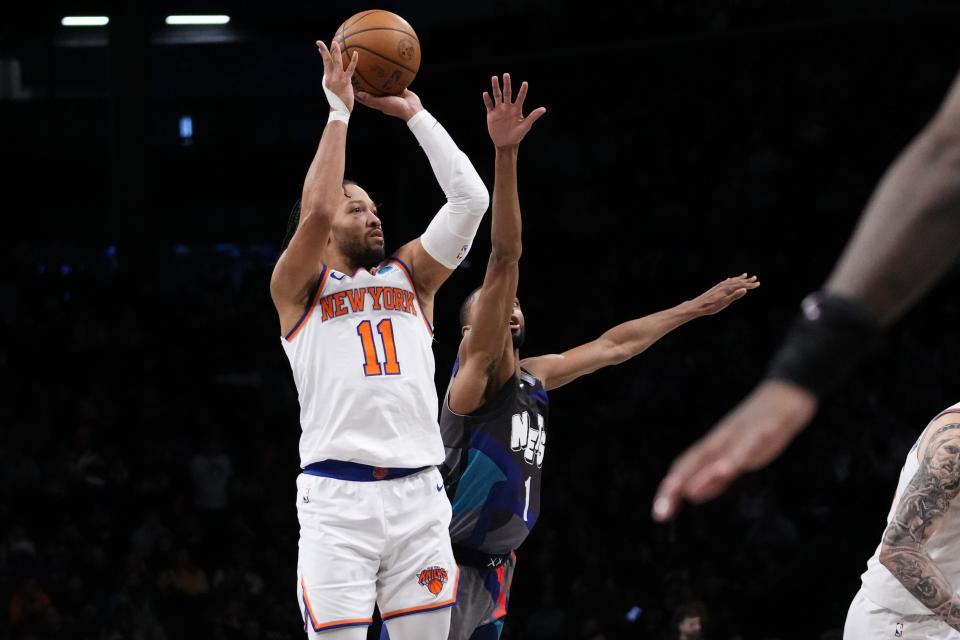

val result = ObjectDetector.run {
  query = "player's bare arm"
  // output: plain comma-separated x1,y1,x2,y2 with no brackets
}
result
449,74,545,416
827,70,960,324
356,87,490,325
880,420,960,630
653,69,960,522
271,40,358,336
522,275,758,391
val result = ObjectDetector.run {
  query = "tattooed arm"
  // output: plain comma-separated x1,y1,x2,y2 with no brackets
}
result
880,420,960,630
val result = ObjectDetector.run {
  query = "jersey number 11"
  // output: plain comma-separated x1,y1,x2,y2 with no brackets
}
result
356,318,401,376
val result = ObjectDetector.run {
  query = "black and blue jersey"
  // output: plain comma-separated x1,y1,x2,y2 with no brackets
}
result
439,366,549,555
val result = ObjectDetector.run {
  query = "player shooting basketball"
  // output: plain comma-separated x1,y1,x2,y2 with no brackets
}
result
426,75,759,640
271,38,490,640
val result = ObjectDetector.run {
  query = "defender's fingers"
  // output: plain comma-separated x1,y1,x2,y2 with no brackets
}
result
482,91,494,112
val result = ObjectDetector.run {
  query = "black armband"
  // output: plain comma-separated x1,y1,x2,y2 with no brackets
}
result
765,292,883,398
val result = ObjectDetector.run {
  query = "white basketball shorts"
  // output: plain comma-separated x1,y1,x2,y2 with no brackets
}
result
844,589,960,640
295,465,459,636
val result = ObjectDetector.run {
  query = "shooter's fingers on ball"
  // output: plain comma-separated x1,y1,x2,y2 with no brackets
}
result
344,50,358,77
316,41,332,70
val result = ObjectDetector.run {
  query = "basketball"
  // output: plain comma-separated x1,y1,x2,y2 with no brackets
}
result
334,10,421,97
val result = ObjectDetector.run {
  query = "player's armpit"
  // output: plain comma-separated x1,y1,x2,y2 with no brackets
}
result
390,238,450,325
880,419,960,630
448,256,518,414
521,338,615,392
448,346,511,416
391,199,487,304
271,208,333,334
518,354,563,391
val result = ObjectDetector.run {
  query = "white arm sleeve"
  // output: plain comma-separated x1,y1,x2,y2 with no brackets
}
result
407,109,490,269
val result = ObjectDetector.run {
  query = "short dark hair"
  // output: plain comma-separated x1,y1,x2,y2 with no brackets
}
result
280,199,302,251
280,179,360,252
459,287,482,327
674,601,707,625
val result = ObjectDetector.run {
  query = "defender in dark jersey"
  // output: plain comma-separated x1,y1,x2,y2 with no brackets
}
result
443,280,758,639
379,73,545,640
435,83,761,640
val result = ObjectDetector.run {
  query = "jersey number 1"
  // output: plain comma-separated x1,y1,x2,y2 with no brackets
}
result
356,319,401,376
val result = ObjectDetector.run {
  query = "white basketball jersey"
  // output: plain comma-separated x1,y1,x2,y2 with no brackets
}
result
861,402,960,614
281,258,444,469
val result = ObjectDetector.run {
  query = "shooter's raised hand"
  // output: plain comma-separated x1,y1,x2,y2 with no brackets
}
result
315,40,358,114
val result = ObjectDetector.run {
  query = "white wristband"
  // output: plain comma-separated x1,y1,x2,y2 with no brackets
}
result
327,111,350,125
322,75,350,123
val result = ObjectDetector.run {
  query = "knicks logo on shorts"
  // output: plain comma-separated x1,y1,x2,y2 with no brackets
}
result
416,566,448,596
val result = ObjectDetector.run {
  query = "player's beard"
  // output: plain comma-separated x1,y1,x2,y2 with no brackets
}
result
511,325,526,350
342,237,385,271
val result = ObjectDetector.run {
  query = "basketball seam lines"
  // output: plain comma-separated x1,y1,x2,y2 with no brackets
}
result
341,10,385,33
352,66,382,96
341,27,419,43
344,44,419,75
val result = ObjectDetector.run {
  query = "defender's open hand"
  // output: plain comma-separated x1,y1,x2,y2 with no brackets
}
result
484,73,546,149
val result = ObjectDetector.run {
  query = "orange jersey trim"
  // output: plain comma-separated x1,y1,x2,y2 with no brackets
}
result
285,266,331,342
386,257,416,289
300,575,372,631
311,617,373,631
385,258,434,337
380,566,460,620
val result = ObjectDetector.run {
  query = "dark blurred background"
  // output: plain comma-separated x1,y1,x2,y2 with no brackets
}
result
4,1,960,638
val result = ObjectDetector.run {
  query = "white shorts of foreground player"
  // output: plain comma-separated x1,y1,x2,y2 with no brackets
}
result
844,589,960,640
295,466,458,637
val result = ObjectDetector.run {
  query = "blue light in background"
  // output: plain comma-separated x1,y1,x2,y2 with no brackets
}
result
179,115,194,142
215,243,241,257
60,264,72,276
106,244,117,257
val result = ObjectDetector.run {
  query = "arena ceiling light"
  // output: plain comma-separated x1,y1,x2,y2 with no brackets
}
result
61,16,110,27
164,15,231,25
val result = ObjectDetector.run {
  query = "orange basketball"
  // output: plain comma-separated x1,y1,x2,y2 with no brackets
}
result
334,10,421,97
